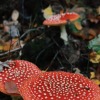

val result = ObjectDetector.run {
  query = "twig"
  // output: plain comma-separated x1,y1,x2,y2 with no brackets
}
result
0,47,22,56
45,51,59,71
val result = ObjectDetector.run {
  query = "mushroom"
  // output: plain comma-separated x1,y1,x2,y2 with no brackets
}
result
0,60,41,95
19,71,100,100
43,13,67,45
43,12,80,45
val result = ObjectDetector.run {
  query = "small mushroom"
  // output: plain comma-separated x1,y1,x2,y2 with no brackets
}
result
0,60,41,95
43,13,68,44
19,71,100,100
43,12,80,45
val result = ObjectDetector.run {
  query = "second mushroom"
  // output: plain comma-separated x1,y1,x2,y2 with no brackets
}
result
43,12,80,45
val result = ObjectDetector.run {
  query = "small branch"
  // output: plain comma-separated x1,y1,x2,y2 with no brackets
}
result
19,28,38,40
0,47,22,56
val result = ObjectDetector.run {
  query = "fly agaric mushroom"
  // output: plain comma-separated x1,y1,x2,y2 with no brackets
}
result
43,12,80,45
0,60,41,95
18,71,100,100
43,13,67,45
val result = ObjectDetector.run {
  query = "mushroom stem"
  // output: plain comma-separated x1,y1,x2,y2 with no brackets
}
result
60,25,68,45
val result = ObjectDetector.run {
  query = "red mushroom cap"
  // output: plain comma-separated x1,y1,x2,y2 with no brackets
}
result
43,14,67,26
19,71,100,100
0,60,41,95
61,12,80,22
43,12,80,26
